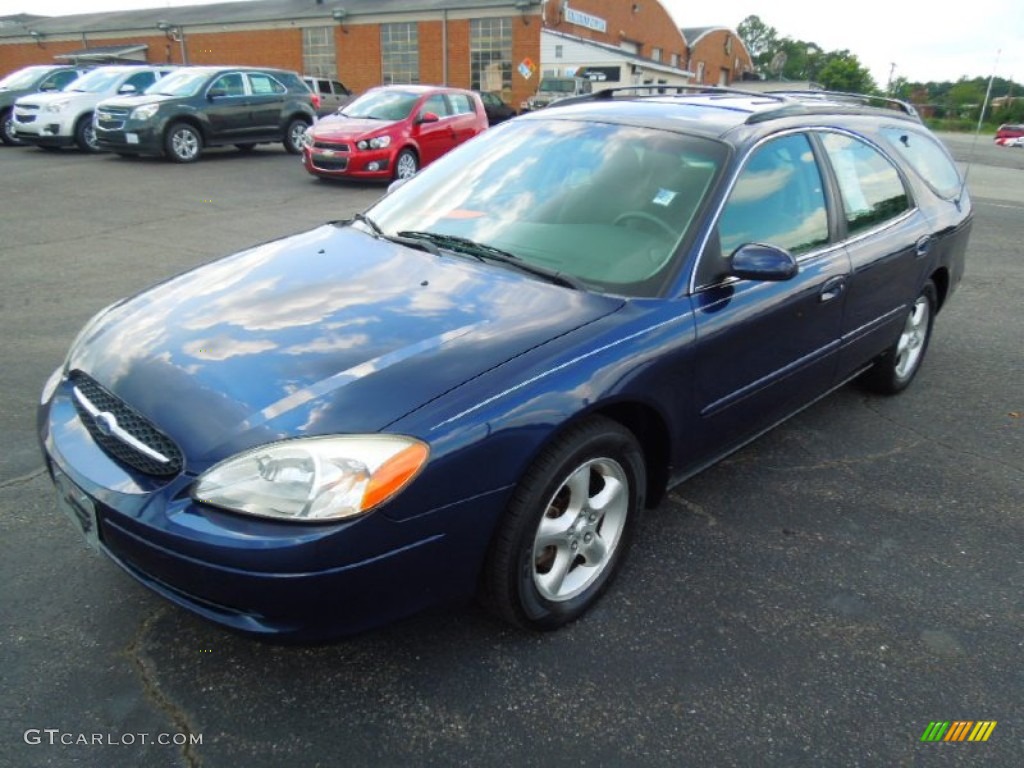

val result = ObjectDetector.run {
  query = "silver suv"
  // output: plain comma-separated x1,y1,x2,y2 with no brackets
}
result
13,65,174,152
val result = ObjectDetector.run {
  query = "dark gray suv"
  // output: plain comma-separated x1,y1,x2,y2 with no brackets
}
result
93,66,316,162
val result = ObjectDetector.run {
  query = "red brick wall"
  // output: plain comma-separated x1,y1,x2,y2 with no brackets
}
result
687,29,753,85
337,24,381,94
419,21,444,85
186,28,303,71
542,0,688,66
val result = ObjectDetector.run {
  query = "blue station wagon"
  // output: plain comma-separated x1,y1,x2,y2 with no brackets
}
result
39,87,972,638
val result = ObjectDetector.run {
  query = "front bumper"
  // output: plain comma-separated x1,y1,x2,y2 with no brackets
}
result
303,146,393,180
94,121,163,154
38,373,506,639
12,110,76,146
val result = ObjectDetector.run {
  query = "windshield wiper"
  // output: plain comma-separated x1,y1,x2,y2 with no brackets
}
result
349,214,440,256
397,231,582,290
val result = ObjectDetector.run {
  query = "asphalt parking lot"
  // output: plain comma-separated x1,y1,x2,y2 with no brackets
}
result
1,134,1021,767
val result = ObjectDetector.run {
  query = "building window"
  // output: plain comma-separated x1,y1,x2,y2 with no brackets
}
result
302,26,336,78
670,53,679,68
696,62,705,83
651,47,662,63
724,35,732,55
471,18,512,92
555,45,563,59
381,22,419,84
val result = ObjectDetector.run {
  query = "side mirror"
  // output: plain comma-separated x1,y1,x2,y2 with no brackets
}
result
730,243,799,282
207,88,226,100
118,84,137,95
417,112,439,124
387,177,411,194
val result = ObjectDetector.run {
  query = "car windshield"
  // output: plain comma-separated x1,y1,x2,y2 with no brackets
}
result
67,69,125,93
0,66,53,90
368,119,726,297
342,90,419,120
145,70,208,97
539,78,575,93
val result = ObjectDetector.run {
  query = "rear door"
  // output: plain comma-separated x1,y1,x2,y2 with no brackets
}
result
244,72,289,137
690,132,850,460
447,92,484,144
814,131,930,380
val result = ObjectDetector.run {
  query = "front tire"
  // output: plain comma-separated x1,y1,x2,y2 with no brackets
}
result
393,148,419,180
481,416,645,630
75,114,100,152
861,280,937,394
283,118,309,155
164,122,202,163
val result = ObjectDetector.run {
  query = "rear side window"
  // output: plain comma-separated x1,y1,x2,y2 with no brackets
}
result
880,127,962,199
820,133,910,235
317,79,331,94
124,71,157,91
448,93,475,115
248,74,286,95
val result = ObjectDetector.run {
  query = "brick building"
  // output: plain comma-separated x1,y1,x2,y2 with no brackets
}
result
0,1,751,110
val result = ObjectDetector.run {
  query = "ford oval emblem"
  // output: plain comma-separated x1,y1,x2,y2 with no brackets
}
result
94,411,118,437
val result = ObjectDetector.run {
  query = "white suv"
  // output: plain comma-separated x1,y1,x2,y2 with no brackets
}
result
13,65,174,152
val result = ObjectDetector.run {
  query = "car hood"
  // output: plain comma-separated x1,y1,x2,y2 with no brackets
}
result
18,90,99,108
68,224,623,468
98,93,177,110
311,115,400,140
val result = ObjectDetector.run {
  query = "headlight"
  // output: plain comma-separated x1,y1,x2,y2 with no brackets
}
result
45,99,71,113
130,103,160,121
192,436,429,522
357,135,391,150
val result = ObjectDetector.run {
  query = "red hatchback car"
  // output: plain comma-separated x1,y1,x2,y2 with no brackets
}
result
302,85,487,181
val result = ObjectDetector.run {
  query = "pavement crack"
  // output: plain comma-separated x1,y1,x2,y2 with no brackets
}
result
861,399,1024,477
124,607,203,768
0,466,46,489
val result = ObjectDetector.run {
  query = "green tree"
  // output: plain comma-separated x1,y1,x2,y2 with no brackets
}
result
815,51,876,93
736,15,779,72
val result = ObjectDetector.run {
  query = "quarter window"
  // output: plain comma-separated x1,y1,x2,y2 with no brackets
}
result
879,127,962,200
820,132,910,235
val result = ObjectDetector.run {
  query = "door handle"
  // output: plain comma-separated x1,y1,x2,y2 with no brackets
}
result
915,235,933,258
819,275,847,303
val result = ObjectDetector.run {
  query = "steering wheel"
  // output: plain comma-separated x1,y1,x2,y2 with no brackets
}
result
612,211,676,239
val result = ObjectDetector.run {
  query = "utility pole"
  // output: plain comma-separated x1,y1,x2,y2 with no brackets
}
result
887,62,896,95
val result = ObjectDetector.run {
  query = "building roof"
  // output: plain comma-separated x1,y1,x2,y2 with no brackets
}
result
543,29,692,78
0,0,525,40
680,27,725,46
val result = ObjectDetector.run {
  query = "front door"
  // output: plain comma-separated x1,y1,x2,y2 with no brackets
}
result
690,133,850,463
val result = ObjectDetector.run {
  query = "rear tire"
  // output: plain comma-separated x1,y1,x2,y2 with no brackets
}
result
164,122,202,163
480,416,645,630
283,118,309,155
1,108,22,146
860,280,937,394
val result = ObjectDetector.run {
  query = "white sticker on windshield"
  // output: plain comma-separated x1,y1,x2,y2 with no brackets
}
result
652,188,677,207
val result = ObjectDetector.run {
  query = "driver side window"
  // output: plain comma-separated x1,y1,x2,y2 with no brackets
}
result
699,133,828,287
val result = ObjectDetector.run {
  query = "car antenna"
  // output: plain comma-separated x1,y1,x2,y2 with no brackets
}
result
958,48,1001,209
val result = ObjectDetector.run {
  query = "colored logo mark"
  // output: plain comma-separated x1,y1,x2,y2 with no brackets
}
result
920,721,997,742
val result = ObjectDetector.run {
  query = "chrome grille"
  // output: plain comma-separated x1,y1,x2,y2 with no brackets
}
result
312,140,350,151
69,370,184,476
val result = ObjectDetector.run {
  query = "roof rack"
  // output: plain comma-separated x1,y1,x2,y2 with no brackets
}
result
549,83,791,108
545,84,922,126
761,89,918,117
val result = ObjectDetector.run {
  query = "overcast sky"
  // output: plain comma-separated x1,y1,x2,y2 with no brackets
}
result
5,0,1021,88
